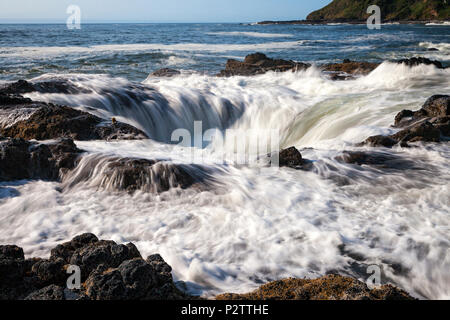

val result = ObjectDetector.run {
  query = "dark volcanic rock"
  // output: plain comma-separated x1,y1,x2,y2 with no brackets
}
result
418,95,450,119
31,258,67,287
391,121,441,143
360,135,398,148
218,53,310,77
270,146,312,170
322,60,380,78
62,155,214,194
84,266,128,300
118,259,157,299
0,93,147,141
25,285,65,300
0,244,31,300
0,137,82,181
1,234,189,300
279,147,304,167
397,57,444,69
335,151,419,171
0,245,24,260
361,95,450,147
50,233,99,263
216,274,415,300
69,240,142,281
0,79,89,95
150,68,181,77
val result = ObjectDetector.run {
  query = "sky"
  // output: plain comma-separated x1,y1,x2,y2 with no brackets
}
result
0,0,332,23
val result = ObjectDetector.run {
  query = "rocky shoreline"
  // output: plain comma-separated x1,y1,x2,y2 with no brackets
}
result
0,234,415,300
211,54,446,79
0,53,448,300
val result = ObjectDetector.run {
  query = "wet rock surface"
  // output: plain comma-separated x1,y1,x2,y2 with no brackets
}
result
396,57,445,69
0,234,189,300
361,95,449,147
270,146,312,170
0,79,90,95
0,91,147,141
62,155,215,194
335,151,420,171
218,53,310,77
0,137,82,181
321,60,380,79
216,275,415,300
150,68,181,77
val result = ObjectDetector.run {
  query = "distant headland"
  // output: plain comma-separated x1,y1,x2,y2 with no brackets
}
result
258,0,450,25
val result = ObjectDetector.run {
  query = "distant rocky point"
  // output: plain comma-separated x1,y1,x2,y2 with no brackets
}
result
259,0,449,24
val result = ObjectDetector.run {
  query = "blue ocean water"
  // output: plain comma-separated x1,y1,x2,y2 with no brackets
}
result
0,23,449,80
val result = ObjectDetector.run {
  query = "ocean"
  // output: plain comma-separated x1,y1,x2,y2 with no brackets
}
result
0,23,449,299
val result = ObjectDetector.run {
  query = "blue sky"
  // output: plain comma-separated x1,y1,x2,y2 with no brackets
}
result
0,0,332,23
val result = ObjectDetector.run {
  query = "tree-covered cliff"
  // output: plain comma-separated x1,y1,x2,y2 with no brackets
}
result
307,0,450,21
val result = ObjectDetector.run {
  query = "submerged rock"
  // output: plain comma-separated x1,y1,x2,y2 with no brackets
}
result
270,146,312,170
61,155,215,194
361,95,449,147
150,68,181,77
216,274,415,300
218,53,310,77
335,151,420,171
321,60,380,79
0,92,147,141
396,57,445,69
0,137,82,181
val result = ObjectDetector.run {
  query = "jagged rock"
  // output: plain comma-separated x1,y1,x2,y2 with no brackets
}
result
50,233,99,263
69,240,142,281
218,53,310,77
216,274,415,300
322,60,380,78
84,266,128,300
0,245,31,300
361,95,449,147
0,137,82,181
25,285,65,300
118,259,157,299
0,245,24,260
31,258,67,287
397,57,444,69
395,95,450,127
0,92,147,141
391,121,441,143
150,68,181,77
421,95,450,118
146,254,173,286
0,79,89,95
